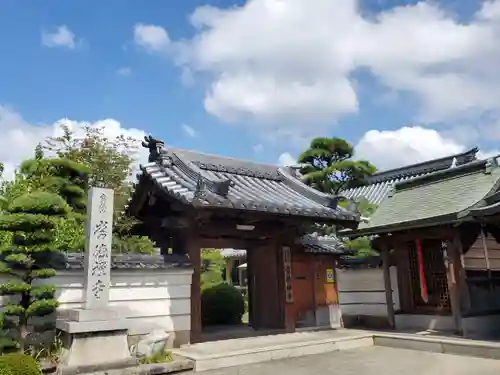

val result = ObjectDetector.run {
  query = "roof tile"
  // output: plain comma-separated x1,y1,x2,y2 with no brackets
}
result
134,139,359,221
355,159,500,235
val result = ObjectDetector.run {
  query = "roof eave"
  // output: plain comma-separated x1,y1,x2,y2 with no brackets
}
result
466,201,500,218
342,213,461,238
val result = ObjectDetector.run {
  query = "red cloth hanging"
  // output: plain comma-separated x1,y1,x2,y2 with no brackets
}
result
416,239,428,303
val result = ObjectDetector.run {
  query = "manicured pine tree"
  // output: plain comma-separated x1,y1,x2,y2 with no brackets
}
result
0,191,70,352
19,147,89,215
0,148,89,353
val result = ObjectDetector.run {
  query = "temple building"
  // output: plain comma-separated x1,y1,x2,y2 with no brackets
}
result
126,136,359,343
344,148,500,338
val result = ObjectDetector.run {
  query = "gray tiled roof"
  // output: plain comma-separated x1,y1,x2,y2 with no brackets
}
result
50,253,192,270
218,234,350,256
135,138,358,221
352,158,500,236
342,147,478,205
300,234,350,254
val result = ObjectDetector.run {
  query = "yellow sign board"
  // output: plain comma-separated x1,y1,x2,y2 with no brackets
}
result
326,268,335,283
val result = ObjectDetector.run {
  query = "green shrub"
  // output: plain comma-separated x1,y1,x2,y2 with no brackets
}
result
201,283,245,326
0,352,42,375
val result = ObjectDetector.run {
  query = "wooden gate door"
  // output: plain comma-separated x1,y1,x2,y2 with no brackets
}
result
291,254,315,326
247,245,283,330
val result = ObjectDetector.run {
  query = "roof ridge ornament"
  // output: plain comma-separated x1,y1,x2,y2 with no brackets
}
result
142,135,165,163
450,157,457,168
485,157,499,174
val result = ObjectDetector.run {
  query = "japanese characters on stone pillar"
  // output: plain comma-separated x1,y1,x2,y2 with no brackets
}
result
83,187,114,310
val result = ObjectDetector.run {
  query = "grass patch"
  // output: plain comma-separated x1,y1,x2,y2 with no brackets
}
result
138,348,173,365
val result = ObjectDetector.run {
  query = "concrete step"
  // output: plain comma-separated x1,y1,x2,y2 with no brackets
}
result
174,329,500,372
373,332,500,360
172,329,374,371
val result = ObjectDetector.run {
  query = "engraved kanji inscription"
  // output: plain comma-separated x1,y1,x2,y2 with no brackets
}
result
92,279,105,299
93,220,109,240
91,244,109,277
98,193,107,214
83,187,114,309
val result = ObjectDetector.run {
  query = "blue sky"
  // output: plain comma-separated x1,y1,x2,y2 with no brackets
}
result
0,0,500,178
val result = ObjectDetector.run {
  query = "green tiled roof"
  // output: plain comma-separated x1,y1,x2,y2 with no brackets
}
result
353,159,500,236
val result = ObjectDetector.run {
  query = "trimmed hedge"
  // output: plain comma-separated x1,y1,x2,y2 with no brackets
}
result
0,352,42,375
201,283,245,326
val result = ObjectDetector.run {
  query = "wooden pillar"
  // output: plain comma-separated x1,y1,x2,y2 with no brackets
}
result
381,242,395,329
246,248,255,328
445,235,465,335
173,229,201,343
446,233,470,334
453,234,471,314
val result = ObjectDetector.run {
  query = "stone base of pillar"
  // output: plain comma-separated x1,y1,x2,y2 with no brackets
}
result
56,308,135,370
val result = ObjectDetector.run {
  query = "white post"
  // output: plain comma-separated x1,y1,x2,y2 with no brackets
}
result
83,187,114,310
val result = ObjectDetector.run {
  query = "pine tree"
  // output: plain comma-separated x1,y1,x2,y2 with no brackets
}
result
0,191,70,352
17,156,90,253
0,149,88,353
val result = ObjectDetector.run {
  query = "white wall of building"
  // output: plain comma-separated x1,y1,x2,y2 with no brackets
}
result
337,267,399,318
0,268,193,339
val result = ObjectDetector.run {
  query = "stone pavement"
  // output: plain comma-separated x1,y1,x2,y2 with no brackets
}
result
200,346,500,375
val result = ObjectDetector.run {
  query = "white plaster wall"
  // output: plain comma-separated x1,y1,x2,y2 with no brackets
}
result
337,267,399,317
0,268,193,336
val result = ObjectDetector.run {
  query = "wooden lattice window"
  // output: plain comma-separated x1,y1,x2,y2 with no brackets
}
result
407,239,451,313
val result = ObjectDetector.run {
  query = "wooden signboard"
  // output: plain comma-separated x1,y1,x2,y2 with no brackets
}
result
282,247,293,303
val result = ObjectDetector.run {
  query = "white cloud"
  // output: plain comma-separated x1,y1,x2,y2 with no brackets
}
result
41,25,77,49
117,67,132,76
0,105,148,181
133,23,170,53
181,123,199,137
355,125,499,171
278,152,296,166
167,0,500,136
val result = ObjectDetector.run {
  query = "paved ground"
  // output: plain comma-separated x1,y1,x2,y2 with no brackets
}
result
201,347,500,375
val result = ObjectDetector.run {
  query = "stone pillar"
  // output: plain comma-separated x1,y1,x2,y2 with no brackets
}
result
57,187,134,371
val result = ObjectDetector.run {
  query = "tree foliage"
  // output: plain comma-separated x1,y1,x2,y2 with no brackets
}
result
43,124,154,254
44,125,137,190
0,352,42,375
0,149,90,254
298,137,376,194
200,250,225,291
0,191,70,352
344,198,378,259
